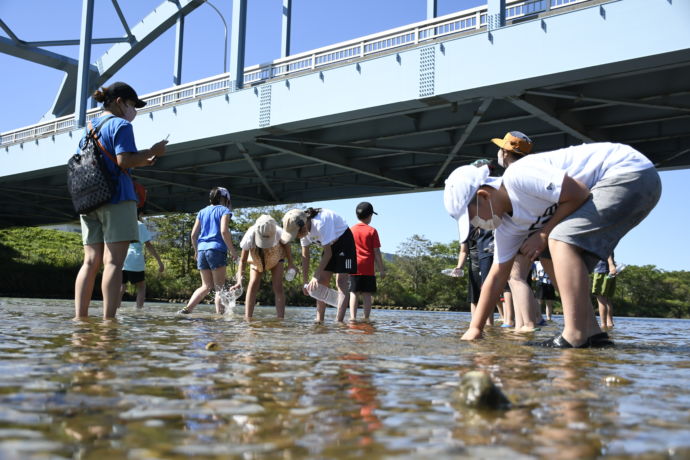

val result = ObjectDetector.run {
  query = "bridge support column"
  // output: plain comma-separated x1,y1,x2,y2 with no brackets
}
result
75,0,94,128
229,0,247,90
281,0,292,58
427,0,437,20
487,0,506,30
173,16,184,85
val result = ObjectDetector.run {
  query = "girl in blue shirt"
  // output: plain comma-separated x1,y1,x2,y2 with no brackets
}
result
179,187,238,314
74,82,168,320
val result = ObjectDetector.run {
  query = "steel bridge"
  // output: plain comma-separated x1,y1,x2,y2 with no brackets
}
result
1,0,689,227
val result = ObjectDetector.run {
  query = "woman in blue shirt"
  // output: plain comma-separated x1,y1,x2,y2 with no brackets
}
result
74,82,168,319
179,187,238,314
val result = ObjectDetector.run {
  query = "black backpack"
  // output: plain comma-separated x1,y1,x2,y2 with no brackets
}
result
67,116,117,214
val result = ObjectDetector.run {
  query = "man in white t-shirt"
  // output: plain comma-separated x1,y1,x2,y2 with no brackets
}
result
444,142,661,348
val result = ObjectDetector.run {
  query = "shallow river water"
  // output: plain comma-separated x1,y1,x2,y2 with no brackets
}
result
1,297,689,460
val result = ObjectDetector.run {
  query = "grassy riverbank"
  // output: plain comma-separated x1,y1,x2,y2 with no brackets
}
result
1,225,688,317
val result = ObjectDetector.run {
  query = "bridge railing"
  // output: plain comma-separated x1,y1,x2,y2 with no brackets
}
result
0,0,590,148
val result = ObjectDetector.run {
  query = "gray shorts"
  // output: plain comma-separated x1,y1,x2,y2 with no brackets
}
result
549,167,661,270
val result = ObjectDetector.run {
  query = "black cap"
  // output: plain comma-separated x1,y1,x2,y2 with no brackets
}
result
105,82,146,108
356,201,377,219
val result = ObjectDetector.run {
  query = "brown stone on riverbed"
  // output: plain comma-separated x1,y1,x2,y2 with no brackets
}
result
458,371,511,410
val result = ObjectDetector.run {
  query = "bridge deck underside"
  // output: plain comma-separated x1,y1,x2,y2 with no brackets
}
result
2,56,689,227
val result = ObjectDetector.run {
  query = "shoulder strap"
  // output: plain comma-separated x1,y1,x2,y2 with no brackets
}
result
88,115,130,177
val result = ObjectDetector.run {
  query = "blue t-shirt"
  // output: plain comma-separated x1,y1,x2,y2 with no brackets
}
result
77,115,138,204
197,205,232,252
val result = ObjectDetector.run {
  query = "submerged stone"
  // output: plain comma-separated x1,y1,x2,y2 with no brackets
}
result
603,375,633,386
205,342,219,351
458,371,511,410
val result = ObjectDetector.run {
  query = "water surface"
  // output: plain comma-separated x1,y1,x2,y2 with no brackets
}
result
1,298,689,459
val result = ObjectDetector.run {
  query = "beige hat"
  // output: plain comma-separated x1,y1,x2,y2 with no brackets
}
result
281,208,307,244
254,215,279,248
490,131,533,155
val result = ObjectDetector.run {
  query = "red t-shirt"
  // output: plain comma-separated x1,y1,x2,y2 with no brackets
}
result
350,222,381,276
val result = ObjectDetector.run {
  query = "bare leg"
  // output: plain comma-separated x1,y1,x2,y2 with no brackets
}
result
503,291,514,326
349,291,359,321
362,293,372,319
245,268,261,319
539,258,560,293
101,241,130,319
185,269,214,312
211,266,227,314
550,239,602,346
134,280,146,308
271,264,285,319
545,300,553,320
495,301,504,322
75,243,104,318
596,295,607,328
315,272,333,322
605,298,615,328
335,273,350,322
508,254,538,331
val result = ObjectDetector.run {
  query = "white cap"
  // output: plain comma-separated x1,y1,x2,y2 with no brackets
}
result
443,165,502,242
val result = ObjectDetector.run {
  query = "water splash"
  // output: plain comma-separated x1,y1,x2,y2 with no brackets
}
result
218,283,243,313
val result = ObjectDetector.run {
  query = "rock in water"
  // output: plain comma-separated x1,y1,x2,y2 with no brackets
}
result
459,371,511,410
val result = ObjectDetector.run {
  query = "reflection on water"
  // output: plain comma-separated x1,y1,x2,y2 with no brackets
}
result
0,297,689,459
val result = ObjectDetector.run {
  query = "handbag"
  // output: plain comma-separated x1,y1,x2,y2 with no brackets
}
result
67,116,148,214
67,116,117,214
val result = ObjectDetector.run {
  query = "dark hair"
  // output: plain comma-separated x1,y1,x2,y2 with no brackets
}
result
209,187,224,205
304,207,321,219
92,82,145,109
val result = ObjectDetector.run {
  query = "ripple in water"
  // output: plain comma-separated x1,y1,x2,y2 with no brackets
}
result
0,297,689,459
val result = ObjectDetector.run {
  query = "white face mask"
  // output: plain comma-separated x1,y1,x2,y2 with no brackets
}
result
497,148,506,168
470,194,502,231
122,103,137,122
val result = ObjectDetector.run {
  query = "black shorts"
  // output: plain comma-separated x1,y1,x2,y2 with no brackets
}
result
122,270,145,284
535,282,556,300
323,228,358,274
350,275,377,293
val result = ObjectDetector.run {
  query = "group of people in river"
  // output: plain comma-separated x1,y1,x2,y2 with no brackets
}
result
74,82,661,349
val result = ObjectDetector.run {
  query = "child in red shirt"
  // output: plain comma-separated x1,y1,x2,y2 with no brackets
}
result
349,202,385,321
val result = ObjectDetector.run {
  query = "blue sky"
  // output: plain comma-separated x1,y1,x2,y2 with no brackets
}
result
0,0,687,270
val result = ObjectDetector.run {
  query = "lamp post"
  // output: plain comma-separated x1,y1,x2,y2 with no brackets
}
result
205,0,228,73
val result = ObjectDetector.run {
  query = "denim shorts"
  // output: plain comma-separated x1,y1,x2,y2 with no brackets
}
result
197,249,227,270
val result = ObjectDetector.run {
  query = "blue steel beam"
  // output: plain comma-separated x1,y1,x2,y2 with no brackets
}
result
257,141,419,189
0,35,99,75
430,98,493,187
487,0,506,30
47,0,206,119
507,95,595,143
174,16,185,85
427,0,437,20
281,0,292,58
229,0,248,89
237,143,279,201
75,0,95,128
110,0,134,41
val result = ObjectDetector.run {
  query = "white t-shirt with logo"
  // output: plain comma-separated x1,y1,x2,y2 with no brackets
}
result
494,143,653,263
300,209,349,247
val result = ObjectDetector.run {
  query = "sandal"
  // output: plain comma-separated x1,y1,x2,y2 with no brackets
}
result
527,332,614,349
